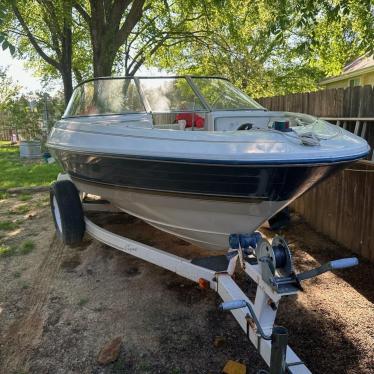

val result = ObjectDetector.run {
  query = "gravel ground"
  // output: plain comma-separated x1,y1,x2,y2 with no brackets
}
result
0,192,373,374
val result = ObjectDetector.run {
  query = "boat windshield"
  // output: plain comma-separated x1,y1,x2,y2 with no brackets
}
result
191,77,264,110
63,76,264,117
138,77,206,112
64,79,145,116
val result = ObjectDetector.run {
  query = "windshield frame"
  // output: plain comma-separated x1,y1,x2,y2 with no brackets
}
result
62,75,264,118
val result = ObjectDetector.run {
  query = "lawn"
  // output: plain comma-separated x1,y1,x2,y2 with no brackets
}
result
0,141,61,190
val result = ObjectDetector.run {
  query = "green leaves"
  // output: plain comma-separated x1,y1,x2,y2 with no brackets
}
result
151,0,372,97
0,2,16,55
0,36,15,55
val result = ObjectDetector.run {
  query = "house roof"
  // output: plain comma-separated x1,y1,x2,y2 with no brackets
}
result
319,55,374,85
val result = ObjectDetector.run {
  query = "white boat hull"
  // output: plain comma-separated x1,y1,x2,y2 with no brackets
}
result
74,179,285,250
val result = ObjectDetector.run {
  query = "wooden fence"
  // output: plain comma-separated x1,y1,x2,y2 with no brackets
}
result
292,161,374,262
257,85,374,117
258,86,374,261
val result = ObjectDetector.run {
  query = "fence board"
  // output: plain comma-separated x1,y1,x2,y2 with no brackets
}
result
290,162,374,262
258,85,374,118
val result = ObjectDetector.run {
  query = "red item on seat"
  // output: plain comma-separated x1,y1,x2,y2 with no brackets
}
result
176,113,205,128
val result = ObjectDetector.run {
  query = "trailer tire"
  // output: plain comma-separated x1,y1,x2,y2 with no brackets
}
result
50,180,85,245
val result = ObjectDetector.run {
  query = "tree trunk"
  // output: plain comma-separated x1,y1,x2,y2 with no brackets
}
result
90,22,118,77
61,11,73,106
61,68,73,107
92,42,116,77
87,0,145,77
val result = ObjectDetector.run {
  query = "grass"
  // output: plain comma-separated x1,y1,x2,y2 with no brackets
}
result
18,194,32,201
0,142,61,190
18,240,35,254
0,244,16,257
0,191,9,200
19,280,29,289
0,220,18,231
78,297,89,307
0,240,35,258
9,205,31,215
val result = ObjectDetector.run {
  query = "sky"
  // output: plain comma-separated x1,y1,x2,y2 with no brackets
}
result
0,48,46,92
0,47,169,95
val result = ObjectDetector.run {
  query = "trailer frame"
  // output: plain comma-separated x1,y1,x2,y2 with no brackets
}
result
84,214,310,374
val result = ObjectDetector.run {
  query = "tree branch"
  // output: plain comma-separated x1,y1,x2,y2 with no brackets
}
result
116,0,145,48
6,28,53,49
109,0,132,29
12,3,60,70
73,66,83,83
73,1,91,24
127,35,168,75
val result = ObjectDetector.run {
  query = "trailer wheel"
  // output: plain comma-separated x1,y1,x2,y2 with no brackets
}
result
50,180,85,245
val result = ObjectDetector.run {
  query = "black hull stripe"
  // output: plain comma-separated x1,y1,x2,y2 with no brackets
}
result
53,149,349,201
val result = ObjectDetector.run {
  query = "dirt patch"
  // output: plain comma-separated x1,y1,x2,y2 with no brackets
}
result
61,253,82,271
0,194,373,374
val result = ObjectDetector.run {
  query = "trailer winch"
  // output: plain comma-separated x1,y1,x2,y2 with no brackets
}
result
228,233,358,293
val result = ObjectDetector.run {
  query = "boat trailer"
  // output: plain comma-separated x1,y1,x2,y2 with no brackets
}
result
82,200,358,374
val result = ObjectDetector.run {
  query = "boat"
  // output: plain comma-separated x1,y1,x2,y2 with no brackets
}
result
47,76,370,250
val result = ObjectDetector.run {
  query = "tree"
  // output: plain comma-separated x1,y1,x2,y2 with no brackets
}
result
73,0,209,77
151,0,321,97
2,0,208,102
7,1,74,105
74,0,145,77
0,67,64,141
0,68,39,140
151,0,368,97
2,0,373,101
0,67,19,111
0,67,19,140
7,94,42,140
280,0,374,55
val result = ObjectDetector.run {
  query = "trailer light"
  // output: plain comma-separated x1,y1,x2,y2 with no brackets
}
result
198,278,209,289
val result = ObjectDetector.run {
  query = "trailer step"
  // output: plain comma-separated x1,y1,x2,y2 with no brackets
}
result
191,255,229,272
